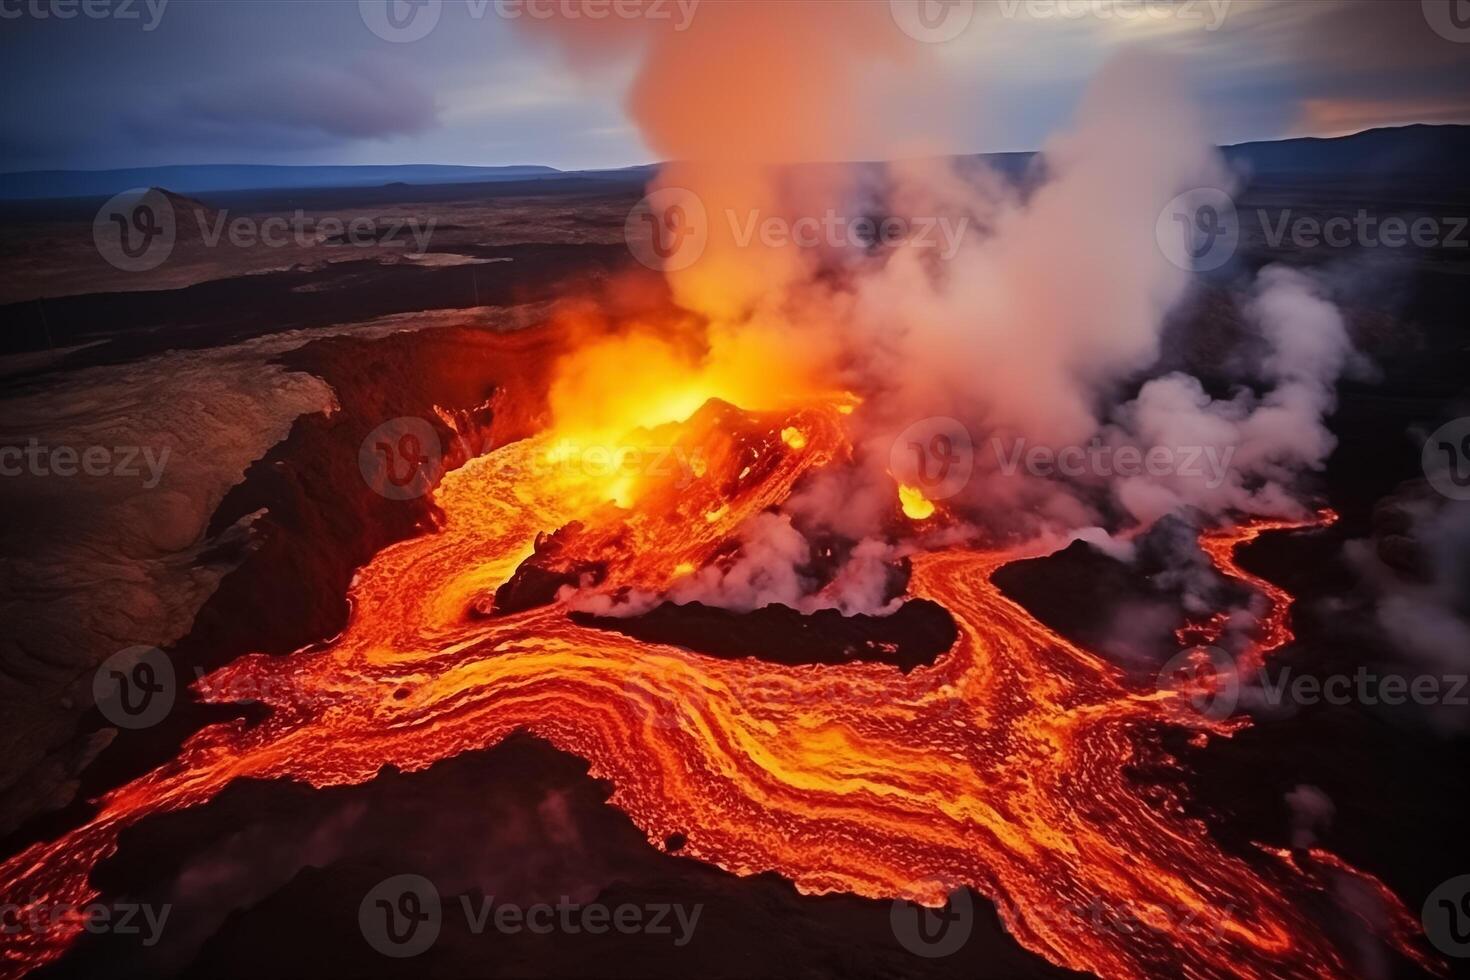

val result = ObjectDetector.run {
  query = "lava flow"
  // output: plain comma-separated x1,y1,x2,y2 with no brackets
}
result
0,384,1438,979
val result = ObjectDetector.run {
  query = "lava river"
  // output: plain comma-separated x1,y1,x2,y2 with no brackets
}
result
0,397,1440,980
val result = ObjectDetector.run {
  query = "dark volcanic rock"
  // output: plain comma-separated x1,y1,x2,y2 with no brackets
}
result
991,517,1249,670
493,524,605,615
573,598,957,673
40,735,1080,980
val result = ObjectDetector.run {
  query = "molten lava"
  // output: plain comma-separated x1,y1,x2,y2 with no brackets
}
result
0,376,1439,979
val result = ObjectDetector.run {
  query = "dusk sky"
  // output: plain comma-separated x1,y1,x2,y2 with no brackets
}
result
3,0,1469,174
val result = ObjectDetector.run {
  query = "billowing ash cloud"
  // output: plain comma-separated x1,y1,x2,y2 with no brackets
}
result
1346,492,1470,732
1103,265,1354,524
520,8,1362,616
131,60,438,150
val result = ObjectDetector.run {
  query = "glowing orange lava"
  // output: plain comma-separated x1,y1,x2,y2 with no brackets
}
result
0,397,1439,979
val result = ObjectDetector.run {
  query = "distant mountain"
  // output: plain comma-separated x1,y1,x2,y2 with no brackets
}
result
1220,124,1470,176
956,124,1470,181
0,164,562,200
4,125,1466,202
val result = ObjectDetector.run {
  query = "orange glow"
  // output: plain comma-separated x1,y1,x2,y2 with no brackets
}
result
0,393,1434,980
897,483,935,520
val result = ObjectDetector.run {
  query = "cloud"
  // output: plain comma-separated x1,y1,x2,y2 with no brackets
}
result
152,60,438,148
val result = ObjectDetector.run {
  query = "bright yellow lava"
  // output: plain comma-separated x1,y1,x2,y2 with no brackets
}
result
898,484,936,520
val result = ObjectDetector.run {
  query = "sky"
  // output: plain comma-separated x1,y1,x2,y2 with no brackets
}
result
2,0,1469,174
